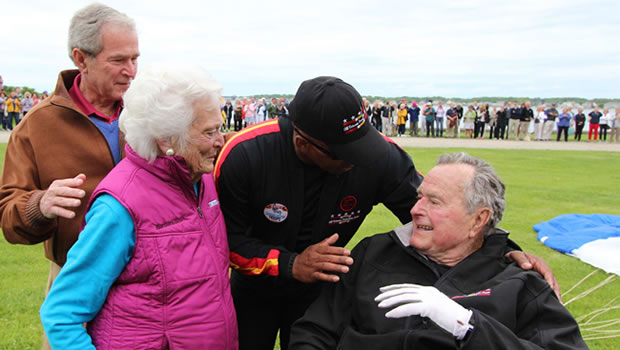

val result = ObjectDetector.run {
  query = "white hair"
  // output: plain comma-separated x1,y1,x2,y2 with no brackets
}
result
120,64,222,162
68,3,136,63
437,152,506,236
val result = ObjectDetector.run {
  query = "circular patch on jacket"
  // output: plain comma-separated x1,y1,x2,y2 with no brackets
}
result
264,203,288,223
340,195,357,212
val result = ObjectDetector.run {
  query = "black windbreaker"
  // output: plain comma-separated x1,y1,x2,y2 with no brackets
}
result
214,117,423,297
290,224,587,350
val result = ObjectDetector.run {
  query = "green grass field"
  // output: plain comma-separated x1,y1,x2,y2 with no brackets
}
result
1,144,619,349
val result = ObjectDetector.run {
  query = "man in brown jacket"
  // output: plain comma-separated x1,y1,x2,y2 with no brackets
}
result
0,4,139,349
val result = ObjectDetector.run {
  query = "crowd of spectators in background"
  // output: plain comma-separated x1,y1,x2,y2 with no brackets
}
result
0,76,49,131
221,96,289,131
221,96,620,144
360,98,620,144
2,74,619,143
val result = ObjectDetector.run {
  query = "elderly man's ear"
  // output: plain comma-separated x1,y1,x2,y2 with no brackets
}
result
72,48,90,72
468,208,491,238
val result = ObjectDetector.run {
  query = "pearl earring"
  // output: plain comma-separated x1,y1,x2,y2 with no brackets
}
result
165,148,175,156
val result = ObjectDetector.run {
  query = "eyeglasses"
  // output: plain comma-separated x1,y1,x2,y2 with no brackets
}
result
293,126,339,160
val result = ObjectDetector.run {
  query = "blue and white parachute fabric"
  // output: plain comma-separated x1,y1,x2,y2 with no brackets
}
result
534,214,620,276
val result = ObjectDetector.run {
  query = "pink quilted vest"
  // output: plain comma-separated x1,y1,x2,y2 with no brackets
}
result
86,145,238,349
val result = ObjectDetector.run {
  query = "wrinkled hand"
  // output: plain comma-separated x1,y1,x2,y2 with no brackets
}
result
292,233,353,283
375,283,473,340
505,251,561,302
39,174,86,219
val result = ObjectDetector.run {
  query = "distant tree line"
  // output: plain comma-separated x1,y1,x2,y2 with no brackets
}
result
2,85,41,95
362,96,620,106
226,93,620,106
8,86,613,105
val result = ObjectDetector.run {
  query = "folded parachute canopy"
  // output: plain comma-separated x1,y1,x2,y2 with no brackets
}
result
534,214,620,276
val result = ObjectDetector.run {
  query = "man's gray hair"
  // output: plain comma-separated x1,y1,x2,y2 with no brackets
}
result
437,152,506,235
68,3,135,63
120,64,222,162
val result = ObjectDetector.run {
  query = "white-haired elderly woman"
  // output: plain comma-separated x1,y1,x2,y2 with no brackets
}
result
291,152,587,349
40,65,238,350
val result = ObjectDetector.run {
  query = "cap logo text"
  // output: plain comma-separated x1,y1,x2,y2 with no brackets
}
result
342,106,366,135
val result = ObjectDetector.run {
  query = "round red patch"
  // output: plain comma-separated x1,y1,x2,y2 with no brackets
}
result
340,195,357,212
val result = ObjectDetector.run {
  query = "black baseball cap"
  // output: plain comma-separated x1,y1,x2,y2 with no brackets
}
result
287,76,389,168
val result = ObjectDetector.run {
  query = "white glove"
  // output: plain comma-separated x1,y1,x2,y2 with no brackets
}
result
375,283,473,340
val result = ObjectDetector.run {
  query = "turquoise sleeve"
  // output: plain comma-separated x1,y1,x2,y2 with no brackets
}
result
40,194,135,350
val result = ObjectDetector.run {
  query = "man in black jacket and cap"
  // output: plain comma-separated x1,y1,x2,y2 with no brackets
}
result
214,78,560,350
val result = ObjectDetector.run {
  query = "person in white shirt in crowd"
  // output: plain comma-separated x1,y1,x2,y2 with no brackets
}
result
600,108,611,142
21,91,35,119
533,105,546,141
435,101,445,137
255,98,267,123
419,103,426,136
381,101,393,137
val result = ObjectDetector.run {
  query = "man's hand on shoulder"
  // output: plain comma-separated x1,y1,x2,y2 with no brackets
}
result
292,233,354,283
39,174,87,219
505,250,561,301
223,131,237,143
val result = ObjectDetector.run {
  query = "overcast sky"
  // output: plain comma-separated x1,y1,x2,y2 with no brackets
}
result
2,0,618,99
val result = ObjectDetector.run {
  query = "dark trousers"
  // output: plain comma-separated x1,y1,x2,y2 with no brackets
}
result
232,278,320,350
489,125,496,139
227,116,232,130
425,121,434,137
1,113,9,129
398,124,406,135
234,119,243,131
7,112,19,130
575,124,584,140
435,118,444,137
495,123,507,139
557,126,569,141
474,121,485,138
600,125,609,141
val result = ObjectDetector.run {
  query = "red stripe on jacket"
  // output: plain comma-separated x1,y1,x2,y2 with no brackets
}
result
213,120,280,183
229,249,280,276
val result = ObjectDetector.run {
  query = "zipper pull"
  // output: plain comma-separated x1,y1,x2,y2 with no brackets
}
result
197,206,204,218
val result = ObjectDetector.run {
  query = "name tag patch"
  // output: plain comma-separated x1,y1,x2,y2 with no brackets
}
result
328,210,361,226
264,203,288,223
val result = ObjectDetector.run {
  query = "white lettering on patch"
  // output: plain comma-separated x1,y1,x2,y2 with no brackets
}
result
264,203,288,223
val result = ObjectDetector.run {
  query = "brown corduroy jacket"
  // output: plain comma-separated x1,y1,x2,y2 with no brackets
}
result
0,70,125,265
